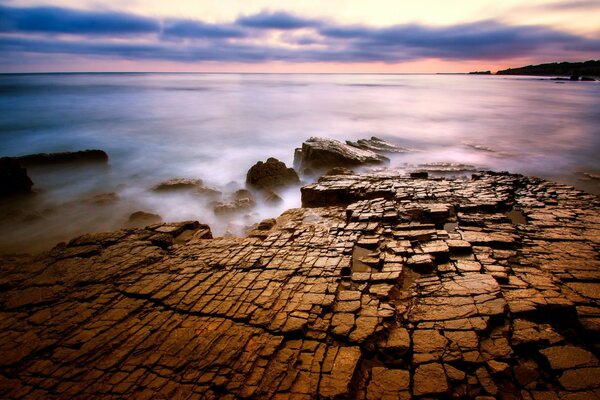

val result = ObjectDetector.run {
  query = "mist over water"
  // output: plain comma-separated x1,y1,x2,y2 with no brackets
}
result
1,73,599,253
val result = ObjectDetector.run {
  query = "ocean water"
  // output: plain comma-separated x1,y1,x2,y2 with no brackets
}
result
1,73,599,253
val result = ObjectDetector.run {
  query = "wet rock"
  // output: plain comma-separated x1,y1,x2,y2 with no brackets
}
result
126,211,162,228
213,198,255,214
12,149,108,166
0,157,33,195
294,137,389,171
246,157,299,189
346,136,409,153
153,178,203,192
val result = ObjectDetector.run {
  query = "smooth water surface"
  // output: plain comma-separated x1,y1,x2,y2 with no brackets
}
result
1,73,599,253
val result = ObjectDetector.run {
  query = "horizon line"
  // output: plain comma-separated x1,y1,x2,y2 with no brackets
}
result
0,71,493,75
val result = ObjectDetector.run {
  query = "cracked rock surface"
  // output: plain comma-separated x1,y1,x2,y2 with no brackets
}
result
1,171,599,399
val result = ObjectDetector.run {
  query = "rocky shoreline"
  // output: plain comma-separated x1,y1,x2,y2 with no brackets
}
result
0,169,599,399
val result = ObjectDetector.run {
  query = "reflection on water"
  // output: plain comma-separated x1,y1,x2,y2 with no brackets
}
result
1,73,599,253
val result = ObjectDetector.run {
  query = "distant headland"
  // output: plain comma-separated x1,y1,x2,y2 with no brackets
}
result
490,60,600,80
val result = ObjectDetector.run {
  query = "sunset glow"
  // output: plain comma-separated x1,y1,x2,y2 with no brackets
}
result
1,0,599,72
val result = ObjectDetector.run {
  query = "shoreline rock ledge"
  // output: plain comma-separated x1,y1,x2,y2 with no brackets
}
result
293,136,405,172
1,171,600,399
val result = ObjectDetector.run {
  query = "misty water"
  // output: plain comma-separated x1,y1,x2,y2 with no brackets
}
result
1,73,599,253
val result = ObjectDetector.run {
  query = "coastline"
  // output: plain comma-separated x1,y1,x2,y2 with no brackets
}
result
1,170,599,398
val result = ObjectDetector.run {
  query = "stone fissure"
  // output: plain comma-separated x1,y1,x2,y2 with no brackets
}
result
1,171,599,398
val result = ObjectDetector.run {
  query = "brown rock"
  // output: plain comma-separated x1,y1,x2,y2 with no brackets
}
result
246,157,299,189
559,367,600,390
126,211,162,227
413,363,449,396
294,137,389,171
319,346,361,398
367,367,410,399
540,345,598,370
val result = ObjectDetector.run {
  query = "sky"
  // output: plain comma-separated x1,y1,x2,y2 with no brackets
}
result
0,0,599,73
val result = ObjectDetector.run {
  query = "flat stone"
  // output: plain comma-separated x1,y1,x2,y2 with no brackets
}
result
413,363,449,396
540,345,598,370
367,367,410,400
559,367,600,391
319,346,362,398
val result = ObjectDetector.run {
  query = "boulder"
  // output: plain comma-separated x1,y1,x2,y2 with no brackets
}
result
14,150,108,167
127,211,163,228
293,137,389,171
246,158,299,190
0,157,33,196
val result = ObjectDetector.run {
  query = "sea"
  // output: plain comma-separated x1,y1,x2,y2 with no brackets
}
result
1,73,599,253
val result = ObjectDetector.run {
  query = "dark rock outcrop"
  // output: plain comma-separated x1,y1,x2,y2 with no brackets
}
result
294,137,390,171
13,149,108,167
0,157,33,196
246,158,299,190
496,60,600,77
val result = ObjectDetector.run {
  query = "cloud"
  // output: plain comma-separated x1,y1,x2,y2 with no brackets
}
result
236,11,322,30
1,5,599,67
530,0,600,11
0,4,159,35
162,20,246,39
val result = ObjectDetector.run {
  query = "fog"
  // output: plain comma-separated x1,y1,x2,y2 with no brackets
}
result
1,73,599,253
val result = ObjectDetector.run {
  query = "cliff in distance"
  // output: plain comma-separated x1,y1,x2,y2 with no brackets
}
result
496,60,600,78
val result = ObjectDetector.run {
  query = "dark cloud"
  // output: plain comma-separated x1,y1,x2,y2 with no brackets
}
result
236,11,322,30
0,5,598,66
162,20,246,39
0,4,159,35
321,20,600,61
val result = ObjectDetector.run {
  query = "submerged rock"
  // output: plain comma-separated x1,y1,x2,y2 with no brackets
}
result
13,149,108,166
0,157,33,196
294,137,389,171
246,158,299,190
152,178,204,192
152,178,221,198
261,189,283,204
